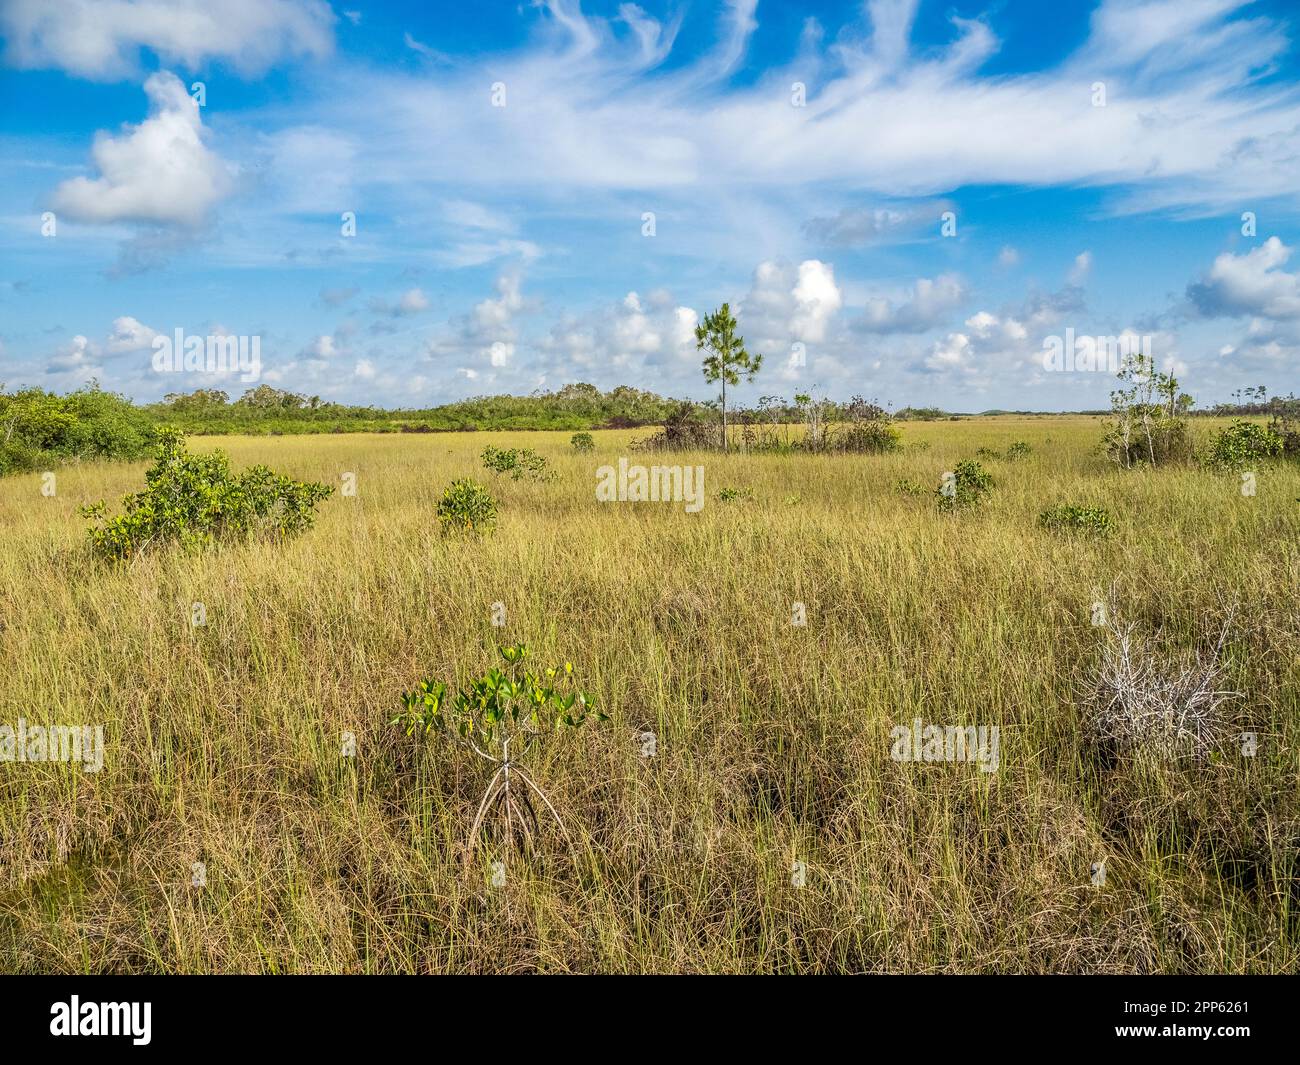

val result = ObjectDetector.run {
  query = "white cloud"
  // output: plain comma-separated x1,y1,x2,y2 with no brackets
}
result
1,0,334,79
370,287,431,318
50,71,232,226
743,259,844,351
859,273,966,334
105,315,156,353
321,0,1300,212
1187,237,1300,320
1069,251,1093,285
46,334,98,373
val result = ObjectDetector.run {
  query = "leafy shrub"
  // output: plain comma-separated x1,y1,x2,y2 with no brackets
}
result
1006,441,1032,460
1265,394,1300,456
1101,353,1194,467
395,644,607,857
718,486,754,503
818,396,901,454
81,428,332,560
1204,419,1283,471
0,384,154,476
1038,503,1114,536
894,477,926,496
975,446,1001,459
937,460,992,510
570,432,594,453
436,478,497,535
481,445,552,481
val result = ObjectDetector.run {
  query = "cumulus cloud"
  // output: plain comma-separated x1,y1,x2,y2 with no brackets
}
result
1,0,334,80
742,259,843,354
859,274,966,335
50,71,232,226
1068,251,1093,285
105,315,157,353
46,334,99,373
539,288,698,378
1187,237,1300,320
370,287,430,318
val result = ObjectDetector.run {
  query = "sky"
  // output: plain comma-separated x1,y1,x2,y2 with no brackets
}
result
1,0,1298,411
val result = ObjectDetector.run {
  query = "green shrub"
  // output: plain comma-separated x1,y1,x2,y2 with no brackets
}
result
937,460,992,510
1205,419,1283,471
0,384,154,475
570,432,594,453
1038,503,1114,536
1006,441,1032,460
481,445,552,481
394,644,607,856
81,428,332,560
437,478,498,535
718,486,754,503
894,477,926,496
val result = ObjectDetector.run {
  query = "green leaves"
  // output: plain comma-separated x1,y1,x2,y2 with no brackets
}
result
82,430,333,560
396,645,606,752
436,478,498,536
481,446,552,481
697,303,763,387
1038,503,1115,536
1205,419,1283,472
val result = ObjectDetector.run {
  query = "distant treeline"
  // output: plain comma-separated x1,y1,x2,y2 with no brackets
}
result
144,384,992,435
3,380,1294,478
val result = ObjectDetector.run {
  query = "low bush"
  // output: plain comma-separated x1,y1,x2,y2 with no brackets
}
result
81,428,332,560
437,478,498,535
481,445,552,481
570,432,595,453
937,460,992,510
0,384,154,476
1038,503,1114,536
1204,419,1283,471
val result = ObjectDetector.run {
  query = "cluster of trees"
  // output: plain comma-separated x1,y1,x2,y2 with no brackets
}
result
0,382,154,475
146,382,689,435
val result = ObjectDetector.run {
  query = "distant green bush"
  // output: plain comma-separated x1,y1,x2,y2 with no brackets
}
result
481,445,552,481
937,460,992,510
1205,419,1283,471
1038,503,1114,536
1006,441,1032,459
0,384,154,476
437,478,497,536
570,432,594,453
895,477,927,496
81,428,332,560
718,486,754,503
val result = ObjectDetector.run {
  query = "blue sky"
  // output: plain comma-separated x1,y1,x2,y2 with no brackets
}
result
1,0,1298,410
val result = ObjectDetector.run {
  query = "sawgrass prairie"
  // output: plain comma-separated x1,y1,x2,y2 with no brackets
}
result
1,416,1297,973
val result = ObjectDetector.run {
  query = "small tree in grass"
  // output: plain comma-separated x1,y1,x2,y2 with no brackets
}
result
394,644,607,867
697,303,762,452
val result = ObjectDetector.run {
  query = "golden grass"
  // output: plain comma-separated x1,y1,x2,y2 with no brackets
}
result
0,416,1296,973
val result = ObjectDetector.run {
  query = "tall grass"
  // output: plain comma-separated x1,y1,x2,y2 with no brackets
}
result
0,417,1296,973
